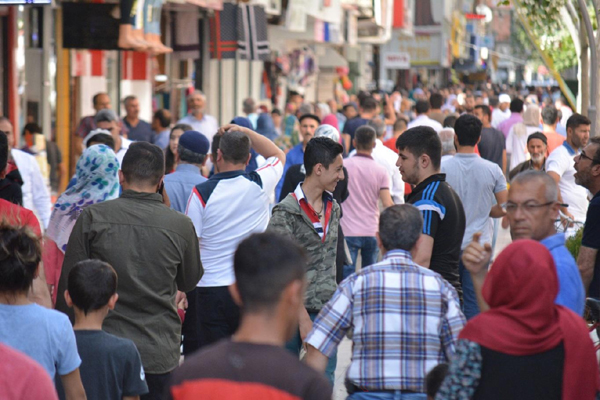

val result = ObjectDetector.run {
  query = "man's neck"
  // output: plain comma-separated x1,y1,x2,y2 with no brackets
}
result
0,292,30,305
456,145,476,154
232,313,290,347
542,124,557,134
215,162,245,174
431,108,441,113
73,309,106,330
191,111,204,121
482,121,491,128
114,135,122,153
566,136,579,150
360,111,375,119
531,158,545,170
589,182,600,196
540,228,558,241
356,150,372,157
178,161,203,172
415,170,441,186
121,183,157,194
301,179,324,205
417,113,428,118
125,116,139,126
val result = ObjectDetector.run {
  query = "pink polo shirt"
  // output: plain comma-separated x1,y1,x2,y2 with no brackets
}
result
340,154,390,237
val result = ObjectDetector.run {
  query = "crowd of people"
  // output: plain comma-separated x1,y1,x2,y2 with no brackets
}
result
1,82,600,400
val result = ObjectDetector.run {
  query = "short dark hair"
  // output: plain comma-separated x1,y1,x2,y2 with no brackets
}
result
379,205,423,251
242,98,256,114
343,103,357,112
92,92,108,107
509,98,524,113
121,142,165,186
430,93,443,109
67,260,117,315
153,109,171,129
177,145,206,165
454,114,482,146
22,123,41,136
87,133,115,150
299,114,321,125
271,108,281,116
304,136,343,176
396,126,442,170
443,115,457,128
393,117,407,132
541,106,559,125
426,363,449,397
566,113,591,131
0,131,7,171
474,104,491,119
219,131,251,164
123,95,137,106
234,232,306,312
590,137,600,162
0,222,41,293
415,100,430,115
361,96,378,112
354,125,377,150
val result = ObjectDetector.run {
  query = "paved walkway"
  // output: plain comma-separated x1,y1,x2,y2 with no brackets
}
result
332,223,513,399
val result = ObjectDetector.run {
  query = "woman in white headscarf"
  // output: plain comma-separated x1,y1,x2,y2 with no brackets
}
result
507,104,540,170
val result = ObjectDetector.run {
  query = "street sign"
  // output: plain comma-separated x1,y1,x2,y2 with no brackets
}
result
383,52,411,69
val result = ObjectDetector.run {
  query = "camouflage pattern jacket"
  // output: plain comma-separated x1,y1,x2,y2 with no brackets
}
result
268,194,339,312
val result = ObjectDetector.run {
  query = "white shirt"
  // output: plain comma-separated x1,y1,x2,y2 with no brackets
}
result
506,124,536,170
491,108,511,129
407,115,443,133
546,143,589,222
185,157,283,287
349,139,404,204
11,149,51,229
177,114,220,143
116,137,132,166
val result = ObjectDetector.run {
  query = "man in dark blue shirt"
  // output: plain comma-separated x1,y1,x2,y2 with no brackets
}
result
122,95,153,143
342,96,378,154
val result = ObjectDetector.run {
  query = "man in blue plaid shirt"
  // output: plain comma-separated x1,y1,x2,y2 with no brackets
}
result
305,204,465,399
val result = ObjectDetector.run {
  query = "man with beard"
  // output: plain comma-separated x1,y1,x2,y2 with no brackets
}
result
508,132,548,181
574,137,600,297
546,114,591,224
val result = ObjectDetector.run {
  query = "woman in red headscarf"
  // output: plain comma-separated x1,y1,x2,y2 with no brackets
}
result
435,240,600,400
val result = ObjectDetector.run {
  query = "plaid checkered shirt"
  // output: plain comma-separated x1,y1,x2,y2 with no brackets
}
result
306,249,466,392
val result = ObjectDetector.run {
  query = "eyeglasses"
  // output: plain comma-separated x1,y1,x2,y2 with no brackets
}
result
579,150,600,164
504,201,554,214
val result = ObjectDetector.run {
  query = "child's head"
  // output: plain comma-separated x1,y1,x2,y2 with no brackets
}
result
0,222,41,295
66,260,118,315
426,363,449,400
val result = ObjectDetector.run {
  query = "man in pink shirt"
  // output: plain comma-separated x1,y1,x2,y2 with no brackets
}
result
497,98,524,138
341,126,394,278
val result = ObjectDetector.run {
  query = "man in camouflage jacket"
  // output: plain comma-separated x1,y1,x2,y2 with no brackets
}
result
267,136,344,385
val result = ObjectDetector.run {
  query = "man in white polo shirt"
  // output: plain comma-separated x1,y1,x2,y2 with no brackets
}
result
547,113,591,231
184,123,285,354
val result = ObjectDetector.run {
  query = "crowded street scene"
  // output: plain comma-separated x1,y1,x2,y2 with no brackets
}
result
3,0,600,399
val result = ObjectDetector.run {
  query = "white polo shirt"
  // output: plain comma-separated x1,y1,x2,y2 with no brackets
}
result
407,115,443,133
546,142,589,222
185,157,283,287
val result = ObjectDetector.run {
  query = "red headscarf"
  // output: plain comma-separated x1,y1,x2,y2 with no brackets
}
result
322,114,339,132
460,240,600,399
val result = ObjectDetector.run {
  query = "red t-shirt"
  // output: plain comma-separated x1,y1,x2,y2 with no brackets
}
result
384,137,398,153
0,344,58,400
0,198,42,236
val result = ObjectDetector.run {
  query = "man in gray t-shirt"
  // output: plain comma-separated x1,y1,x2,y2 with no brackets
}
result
441,115,508,320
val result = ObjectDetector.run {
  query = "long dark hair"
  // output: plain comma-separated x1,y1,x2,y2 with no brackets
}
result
165,124,192,174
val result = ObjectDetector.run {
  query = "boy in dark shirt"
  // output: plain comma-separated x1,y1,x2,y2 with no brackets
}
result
59,260,148,400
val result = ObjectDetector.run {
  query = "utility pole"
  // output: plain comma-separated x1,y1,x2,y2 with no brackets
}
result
578,0,597,136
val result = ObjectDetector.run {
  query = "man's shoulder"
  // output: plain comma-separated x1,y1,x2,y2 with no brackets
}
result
76,330,139,354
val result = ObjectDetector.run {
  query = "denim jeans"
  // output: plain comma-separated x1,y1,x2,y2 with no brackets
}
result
458,251,488,320
348,392,427,400
285,312,338,386
345,236,379,279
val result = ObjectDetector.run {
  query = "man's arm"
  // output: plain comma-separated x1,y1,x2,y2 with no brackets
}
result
412,234,434,268
547,171,574,220
342,134,351,155
390,168,405,204
176,219,204,293
60,369,87,400
30,161,51,228
29,262,52,308
502,149,507,175
461,233,491,312
219,124,286,165
305,344,329,372
489,190,507,218
379,188,394,208
578,246,598,291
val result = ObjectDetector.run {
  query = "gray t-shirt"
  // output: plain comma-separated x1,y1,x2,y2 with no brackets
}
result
442,154,507,249
57,330,148,400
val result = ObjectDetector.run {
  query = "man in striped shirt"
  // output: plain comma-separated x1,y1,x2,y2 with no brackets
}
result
305,205,465,396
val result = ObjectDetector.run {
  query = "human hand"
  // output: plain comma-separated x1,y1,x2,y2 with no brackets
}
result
560,210,575,228
176,291,188,310
462,232,492,277
217,124,252,136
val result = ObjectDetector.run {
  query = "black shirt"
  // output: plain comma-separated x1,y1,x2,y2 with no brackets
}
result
57,330,148,400
583,191,600,299
474,343,564,400
406,173,465,297
342,117,369,153
478,127,505,171
169,340,332,400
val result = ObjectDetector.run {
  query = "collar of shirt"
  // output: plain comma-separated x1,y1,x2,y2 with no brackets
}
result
175,163,202,175
292,182,333,241
382,249,413,262
210,169,246,180
562,140,578,155
120,190,163,203
354,153,374,160
413,173,446,194
540,232,566,251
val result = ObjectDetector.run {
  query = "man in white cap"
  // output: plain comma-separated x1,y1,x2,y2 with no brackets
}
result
491,94,511,128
